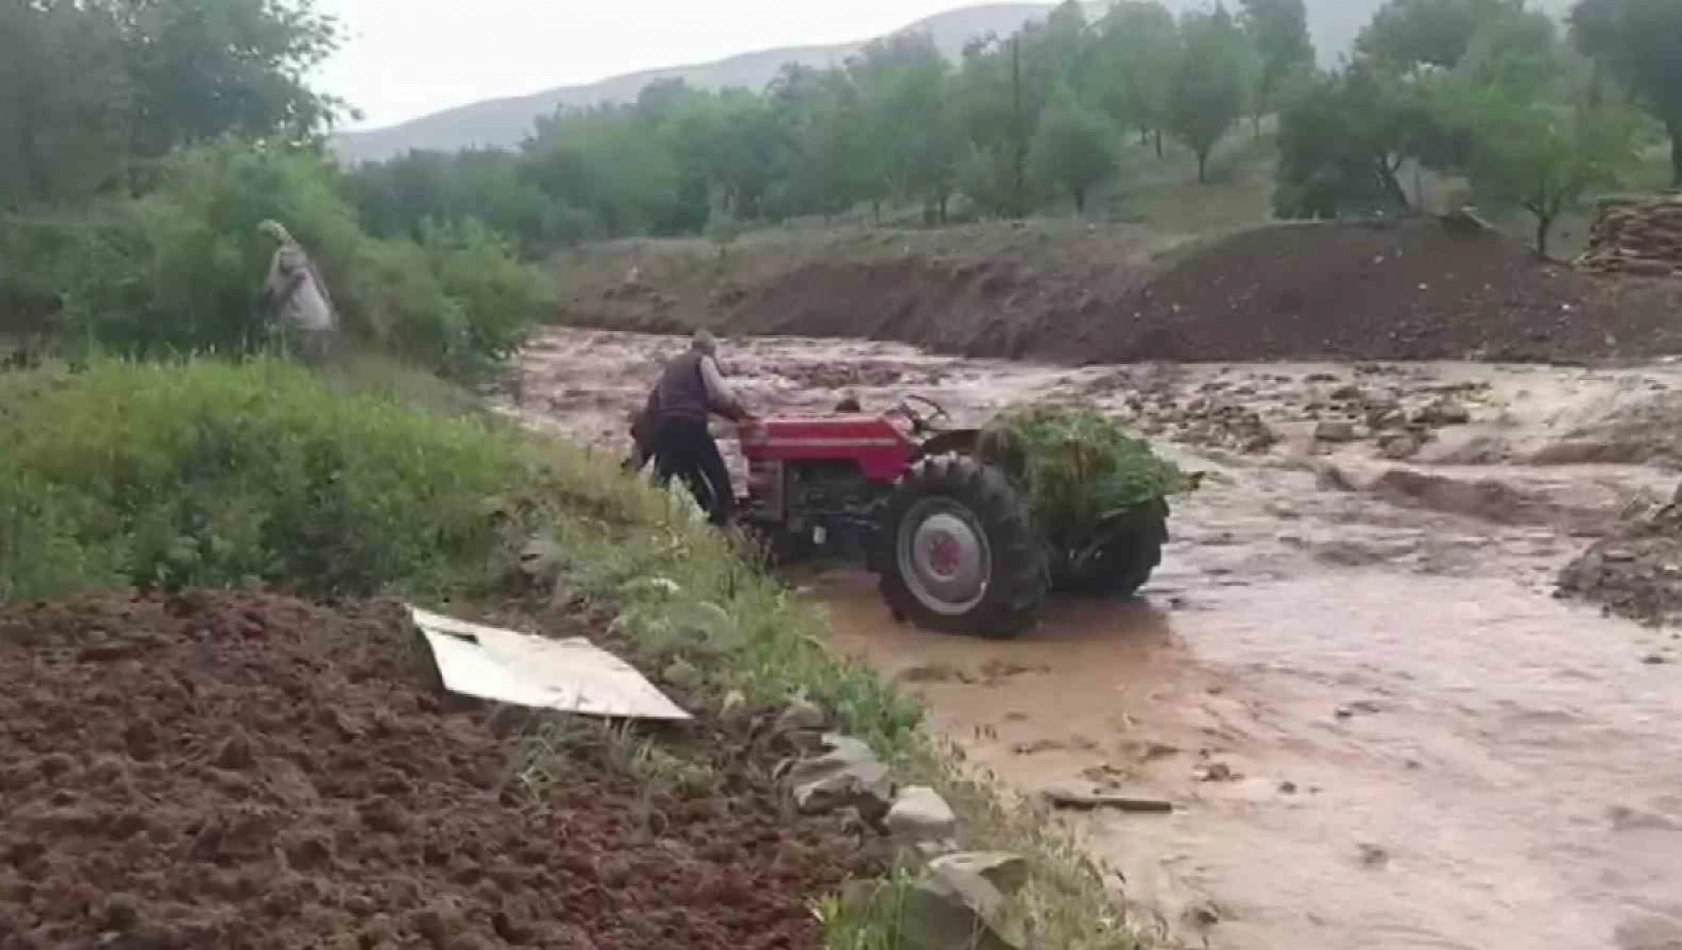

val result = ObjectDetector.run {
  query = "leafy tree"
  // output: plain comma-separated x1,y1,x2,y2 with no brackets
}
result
1169,6,1248,183
105,0,345,159
1570,0,1682,186
0,0,342,209
1240,0,1316,131
1274,63,1450,217
1357,0,1517,71
522,105,680,236
849,33,956,221
951,34,1033,216
1461,87,1638,256
764,64,873,220
703,89,783,221
0,1,131,207
1091,2,1181,155
1459,4,1567,98
1029,87,1119,213
955,144,1018,218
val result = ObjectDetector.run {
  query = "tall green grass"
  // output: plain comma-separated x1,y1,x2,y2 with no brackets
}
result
0,358,540,599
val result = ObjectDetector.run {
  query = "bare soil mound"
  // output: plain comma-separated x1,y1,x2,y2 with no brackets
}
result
0,591,866,949
726,254,1147,360
1083,219,1682,363
557,218,1682,363
1559,504,1682,625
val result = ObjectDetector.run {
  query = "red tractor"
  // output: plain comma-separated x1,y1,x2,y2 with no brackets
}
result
736,397,1170,638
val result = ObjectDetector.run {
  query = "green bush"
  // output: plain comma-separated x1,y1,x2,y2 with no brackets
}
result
0,358,585,600
0,142,551,377
977,405,1190,542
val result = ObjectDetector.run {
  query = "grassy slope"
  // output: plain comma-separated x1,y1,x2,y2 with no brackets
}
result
0,356,1140,949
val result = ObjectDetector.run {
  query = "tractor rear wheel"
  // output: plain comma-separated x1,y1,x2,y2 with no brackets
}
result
874,455,1047,639
1055,500,1169,599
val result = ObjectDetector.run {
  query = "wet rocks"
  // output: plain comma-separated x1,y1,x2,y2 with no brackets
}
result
901,852,1029,950
1357,843,1391,868
1193,761,1239,783
1314,420,1360,444
1377,429,1427,460
1129,393,1279,454
785,734,893,819
1559,504,1682,625
930,852,1030,896
1412,398,1471,427
886,786,960,855
1042,784,1174,813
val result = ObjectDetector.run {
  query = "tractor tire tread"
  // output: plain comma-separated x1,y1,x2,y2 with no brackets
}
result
873,453,1048,639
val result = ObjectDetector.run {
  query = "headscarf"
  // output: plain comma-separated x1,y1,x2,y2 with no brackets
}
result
257,220,294,245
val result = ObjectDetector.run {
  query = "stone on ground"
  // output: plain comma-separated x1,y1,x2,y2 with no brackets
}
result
786,733,894,819
886,785,960,854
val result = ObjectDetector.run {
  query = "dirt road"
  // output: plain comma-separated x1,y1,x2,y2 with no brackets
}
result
517,327,1682,950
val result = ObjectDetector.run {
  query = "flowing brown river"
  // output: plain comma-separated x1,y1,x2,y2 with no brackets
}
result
516,327,1682,950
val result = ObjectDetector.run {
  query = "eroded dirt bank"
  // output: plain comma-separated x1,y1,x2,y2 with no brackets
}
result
517,327,1682,950
554,219,1682,364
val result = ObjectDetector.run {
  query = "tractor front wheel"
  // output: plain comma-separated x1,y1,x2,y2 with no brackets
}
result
874,456,1047,639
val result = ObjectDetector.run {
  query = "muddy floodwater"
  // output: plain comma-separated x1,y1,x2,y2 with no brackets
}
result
516,327,1682,950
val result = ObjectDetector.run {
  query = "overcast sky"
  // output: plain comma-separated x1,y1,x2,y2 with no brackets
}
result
313,0,975,130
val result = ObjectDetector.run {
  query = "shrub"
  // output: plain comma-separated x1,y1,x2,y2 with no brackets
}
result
0,359,562,600
0,142,551,377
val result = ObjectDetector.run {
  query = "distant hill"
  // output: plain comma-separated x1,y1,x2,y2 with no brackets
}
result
331,4,1058,164
331,0,1575,165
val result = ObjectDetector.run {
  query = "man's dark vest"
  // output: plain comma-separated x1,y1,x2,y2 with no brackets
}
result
653,350,709,424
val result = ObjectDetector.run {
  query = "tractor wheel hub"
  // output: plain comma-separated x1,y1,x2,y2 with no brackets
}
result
898,501,991,616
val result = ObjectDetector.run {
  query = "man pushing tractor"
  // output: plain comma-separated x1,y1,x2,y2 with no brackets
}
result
630,332,1191,639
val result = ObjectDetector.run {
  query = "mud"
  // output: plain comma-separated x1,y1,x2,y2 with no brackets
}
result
557,219,1682,365
518,326,1682,950
0,591,868,950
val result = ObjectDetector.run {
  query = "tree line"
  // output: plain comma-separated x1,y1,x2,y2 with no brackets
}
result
347,0,1295,249
346,0,1681,258
2,0,1678,264
1279,0,1680,254
0,0,343,209
0,1,544,376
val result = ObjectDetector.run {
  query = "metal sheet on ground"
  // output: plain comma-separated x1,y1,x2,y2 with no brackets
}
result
408,606,690,721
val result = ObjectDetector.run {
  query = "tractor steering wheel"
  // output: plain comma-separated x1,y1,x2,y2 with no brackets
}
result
893,394,952,434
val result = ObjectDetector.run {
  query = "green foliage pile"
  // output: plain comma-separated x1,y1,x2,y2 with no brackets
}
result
977,406,1189,542
0,143,549,376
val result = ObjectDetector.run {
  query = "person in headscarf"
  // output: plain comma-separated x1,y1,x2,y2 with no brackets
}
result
642,329,751,526
258,220,337,365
